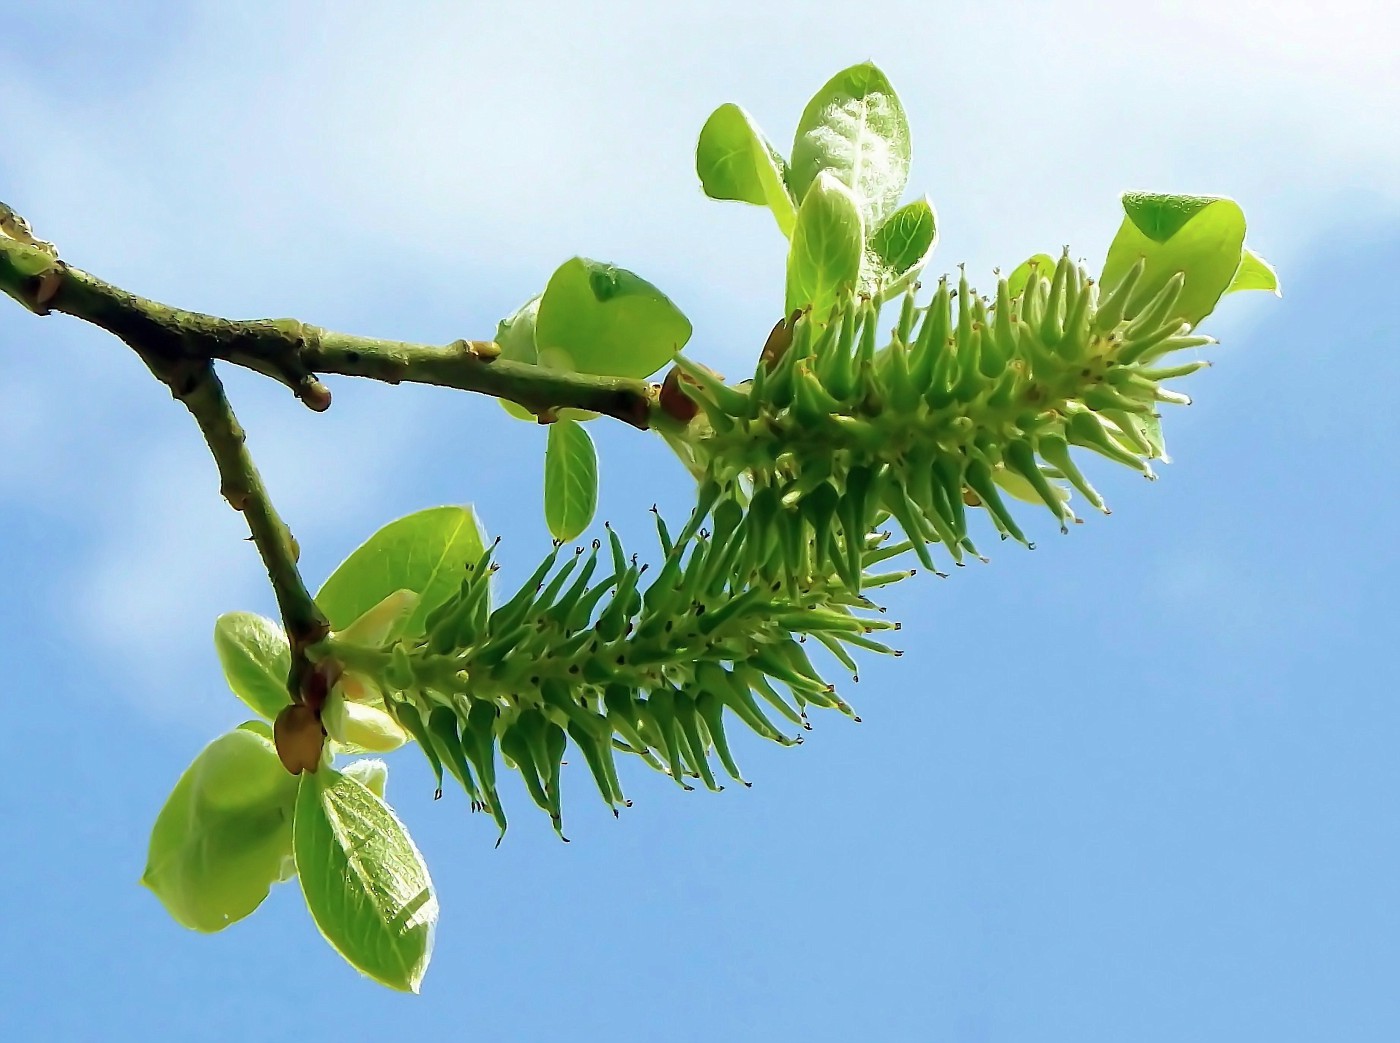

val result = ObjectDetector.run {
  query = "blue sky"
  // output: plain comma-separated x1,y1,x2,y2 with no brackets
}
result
2,3,1398,1040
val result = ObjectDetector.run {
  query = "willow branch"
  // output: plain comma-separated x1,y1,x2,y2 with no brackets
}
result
174,361,331,655
0,234,656,428
1,223,330,689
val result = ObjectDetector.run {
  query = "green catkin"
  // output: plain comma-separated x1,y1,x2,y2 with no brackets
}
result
1093,258,1145,332
381,250,1234,837
695,690,748,785
911,277,951,391
1042,252,1071,348
672,694,722,791
391,696,444,798
427,705,482,806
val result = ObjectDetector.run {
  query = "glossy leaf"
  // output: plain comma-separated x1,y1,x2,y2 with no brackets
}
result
544,418,598,542
1101,193,1247,327
213,612,291,720
294,768,436,993
142,728,299,933
495,295,542,422
317,506,485,637
785,171,865,324
790,62,911,230
696,103,797,236
1225,247,1281,296
536,257,692,380
494,294,541,366
863,196,937,300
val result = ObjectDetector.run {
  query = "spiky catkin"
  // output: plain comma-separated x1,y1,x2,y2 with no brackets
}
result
366,253,1216,837
340,506,907,839
664,252,1212,588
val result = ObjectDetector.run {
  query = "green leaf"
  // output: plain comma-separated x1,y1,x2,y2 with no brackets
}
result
317,506,486,637
1123,193,1214,242
142,728,299,933
1225,247,1281,297
495,294,542,422
213,612,291,720
785,171,865,324
696,103,797,237
342,758,389,800
494,294,542,366
536,257,692,381
1100,193,1248,327
294,768,436,993
544,418,598,542
790,62,911,230
1006,254,1057,299
863,196,937,300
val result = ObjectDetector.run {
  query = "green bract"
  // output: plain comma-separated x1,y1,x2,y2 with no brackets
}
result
142,727,298,933
294,768,436,993
323,691,409,753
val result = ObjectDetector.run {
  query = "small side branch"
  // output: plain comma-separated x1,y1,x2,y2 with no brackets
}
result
0,235,656,428
1,214,328,689
174,361,330,658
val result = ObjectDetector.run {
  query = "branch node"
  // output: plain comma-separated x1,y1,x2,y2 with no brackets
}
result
451,338,501,361
297,378,333,412
220,484,251,512
33,268,63,313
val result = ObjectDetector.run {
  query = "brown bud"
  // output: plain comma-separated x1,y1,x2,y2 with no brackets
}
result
658,366,700,423
759,310,802,370
273,703,325,775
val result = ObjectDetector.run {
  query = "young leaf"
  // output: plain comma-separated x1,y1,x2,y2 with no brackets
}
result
544,418,598,542
342,758,389,800
495,294,542,422
790,62,911,230
1100,192,1247,327
494,294,542,366
536,257,692,381
142,728,299,933
213,612,291,720
317,506,485,637
863,196,937,300
1224,246,1281,297
696,103,797,237
294,768,437,993
785,171,865,324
